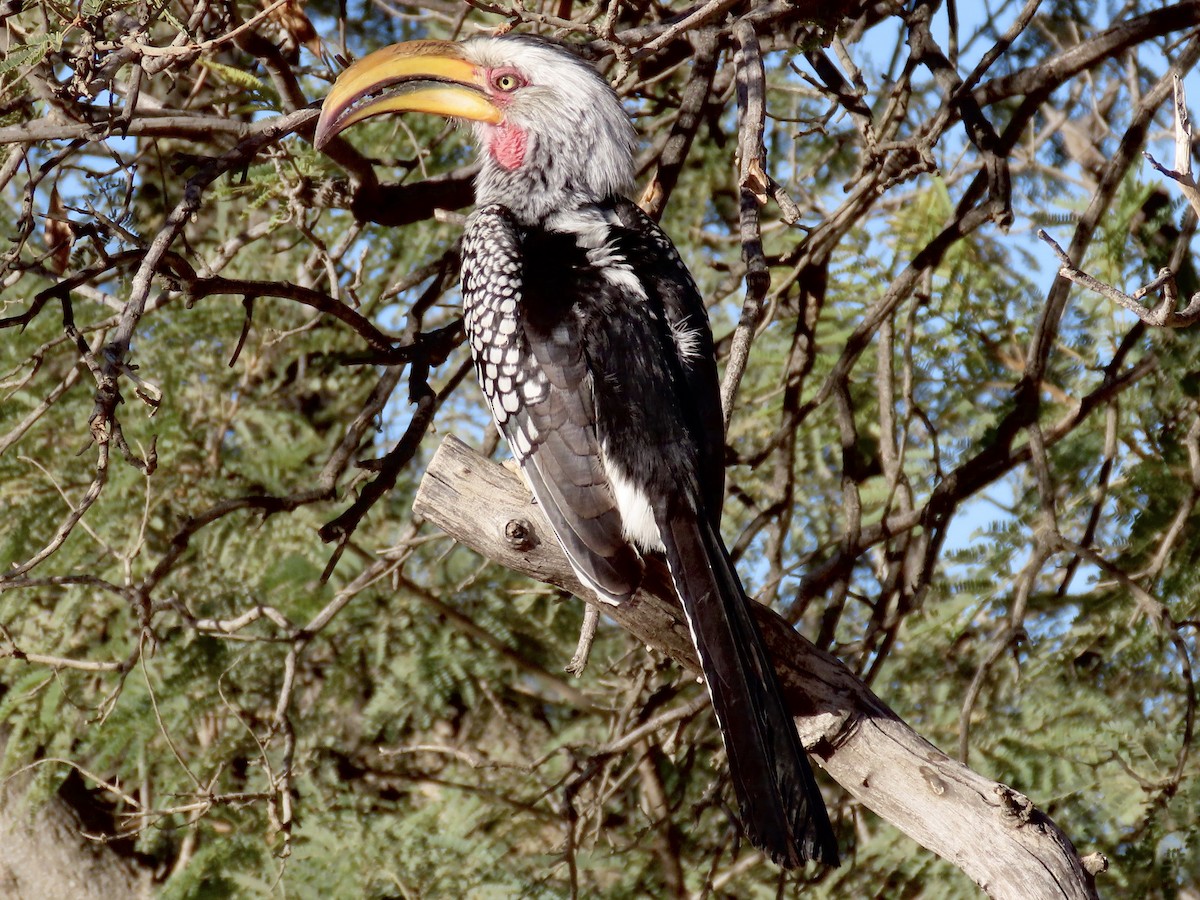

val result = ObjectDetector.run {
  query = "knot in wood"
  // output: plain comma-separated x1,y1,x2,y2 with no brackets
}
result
995,784,1034,827
1080,852,1109,876
504,518,538,552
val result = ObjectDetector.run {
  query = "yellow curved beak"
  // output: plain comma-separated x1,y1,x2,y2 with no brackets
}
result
314,40,502,150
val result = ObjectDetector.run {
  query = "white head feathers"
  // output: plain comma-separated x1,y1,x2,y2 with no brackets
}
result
462,35,637,224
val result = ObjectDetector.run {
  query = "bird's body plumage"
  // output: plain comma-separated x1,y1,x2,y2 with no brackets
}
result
462,197,720,596
317,33,840,868
461,195,839,867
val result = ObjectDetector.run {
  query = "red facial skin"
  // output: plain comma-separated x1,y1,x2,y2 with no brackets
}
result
482,67,528,170
488,124,527,169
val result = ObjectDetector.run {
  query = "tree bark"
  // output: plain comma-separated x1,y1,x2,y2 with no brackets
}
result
413,435,1104,899
0,775,150,900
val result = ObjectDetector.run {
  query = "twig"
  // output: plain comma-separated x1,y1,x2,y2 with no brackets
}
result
719,20,769,426
1038,229,1200,327
118,0,291,58
597,692,709,756
0,441,110,580
565,603,600,676
639,0,742,53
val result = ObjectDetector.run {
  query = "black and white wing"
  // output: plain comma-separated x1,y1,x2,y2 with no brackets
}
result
461,204,643,604
610,197,726,522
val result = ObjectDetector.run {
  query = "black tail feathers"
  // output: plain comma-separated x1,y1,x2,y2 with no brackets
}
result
660,512,840,868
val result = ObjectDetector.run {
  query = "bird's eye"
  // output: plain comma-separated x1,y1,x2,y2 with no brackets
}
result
492,72,522,92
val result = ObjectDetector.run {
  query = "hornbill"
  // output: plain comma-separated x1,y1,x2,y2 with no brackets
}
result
315,34,840,868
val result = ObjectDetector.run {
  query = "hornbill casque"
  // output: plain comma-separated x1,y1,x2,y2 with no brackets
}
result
314,34,840,868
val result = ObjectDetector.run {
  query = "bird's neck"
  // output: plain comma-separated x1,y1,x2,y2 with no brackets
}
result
542,203,624,247
473,123,632,227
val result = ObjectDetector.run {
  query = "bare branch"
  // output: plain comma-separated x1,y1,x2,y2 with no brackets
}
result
414,436,1102,900
1039,229,1200,327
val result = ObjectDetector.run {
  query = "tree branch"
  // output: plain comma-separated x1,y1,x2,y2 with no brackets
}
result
414,435,1102,900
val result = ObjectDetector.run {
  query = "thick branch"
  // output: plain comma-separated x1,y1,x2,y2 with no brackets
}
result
414,435,1101,900
974,2,1200,107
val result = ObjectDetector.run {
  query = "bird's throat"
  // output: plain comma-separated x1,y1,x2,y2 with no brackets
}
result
487,122,527,171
